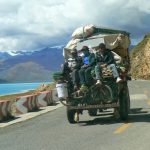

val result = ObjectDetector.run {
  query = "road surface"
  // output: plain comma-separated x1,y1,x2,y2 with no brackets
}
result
0,80,150,150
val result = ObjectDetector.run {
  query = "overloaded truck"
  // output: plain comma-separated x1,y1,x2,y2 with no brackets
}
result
53,24,131,124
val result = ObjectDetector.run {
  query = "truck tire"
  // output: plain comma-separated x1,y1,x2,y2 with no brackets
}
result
67,108,76,124
88,109,97,116
126,86,130,113
119,83,130,121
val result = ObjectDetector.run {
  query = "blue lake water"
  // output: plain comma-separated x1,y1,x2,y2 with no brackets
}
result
0,82,50,96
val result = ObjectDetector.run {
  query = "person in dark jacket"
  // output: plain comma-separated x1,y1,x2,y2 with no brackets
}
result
95,43,122,84
62,48,82,90
79,46,95,91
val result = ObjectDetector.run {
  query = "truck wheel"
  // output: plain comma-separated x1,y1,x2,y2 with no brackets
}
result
119,84,130,121
88,109,97,116
126,86,130,113
67,108,76,124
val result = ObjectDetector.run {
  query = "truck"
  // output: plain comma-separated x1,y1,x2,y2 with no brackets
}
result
53,25,131,124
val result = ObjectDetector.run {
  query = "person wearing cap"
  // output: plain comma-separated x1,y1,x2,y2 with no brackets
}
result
95,43,122,84
62,48,82,90
79,46,96,91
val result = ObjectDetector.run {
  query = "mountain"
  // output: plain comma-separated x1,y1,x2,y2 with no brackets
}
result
0,52,12,61
0,62,51,83
0,79,8,83
0,46,64,82
130,34,150,79
0,46,64,71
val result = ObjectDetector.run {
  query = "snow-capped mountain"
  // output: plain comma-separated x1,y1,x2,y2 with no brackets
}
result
0,52,12,61
0,45,64,58
7,51,34,56
0,46,64,83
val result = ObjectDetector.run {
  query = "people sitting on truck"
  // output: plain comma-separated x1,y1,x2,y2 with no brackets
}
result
62,48,82,90
95,43,122,84
79,46,96,91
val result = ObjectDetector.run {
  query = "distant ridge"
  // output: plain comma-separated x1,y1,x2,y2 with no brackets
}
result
0,46,64,82
0,79,8,83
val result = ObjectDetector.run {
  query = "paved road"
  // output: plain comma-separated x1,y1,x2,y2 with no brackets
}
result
0,80,150,150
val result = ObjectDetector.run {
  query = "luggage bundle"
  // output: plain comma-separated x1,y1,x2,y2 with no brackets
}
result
63,25,131,61
71,24,95,39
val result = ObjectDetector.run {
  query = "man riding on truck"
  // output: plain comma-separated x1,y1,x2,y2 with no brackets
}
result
95,43,122,85
62,48,83,91
79,46,95,91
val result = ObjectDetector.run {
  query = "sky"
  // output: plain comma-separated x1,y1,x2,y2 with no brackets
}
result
0,0,150,51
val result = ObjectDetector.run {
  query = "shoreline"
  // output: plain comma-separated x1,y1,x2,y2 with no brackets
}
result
0,82,55,101
0,90,35,101
0,81,51,84
0,89,34,97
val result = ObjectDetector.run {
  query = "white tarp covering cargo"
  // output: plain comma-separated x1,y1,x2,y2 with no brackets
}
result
63,39,81,59
104,34,130,57
64,25,130,60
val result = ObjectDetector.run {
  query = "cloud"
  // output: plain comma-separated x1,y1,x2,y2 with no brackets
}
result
0,0,150,51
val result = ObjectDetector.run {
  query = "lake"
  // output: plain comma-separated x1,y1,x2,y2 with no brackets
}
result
0,82,50,96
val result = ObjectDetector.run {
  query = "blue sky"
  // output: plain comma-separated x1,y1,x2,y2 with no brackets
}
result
0,0,149,51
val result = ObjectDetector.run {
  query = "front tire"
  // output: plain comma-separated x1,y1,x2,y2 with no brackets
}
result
119,83,130,121
67,108,76,124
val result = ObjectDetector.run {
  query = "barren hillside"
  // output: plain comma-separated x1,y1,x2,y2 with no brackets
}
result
130,34,150,79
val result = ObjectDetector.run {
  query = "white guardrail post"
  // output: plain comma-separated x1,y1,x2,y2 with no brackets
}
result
0,89,59,121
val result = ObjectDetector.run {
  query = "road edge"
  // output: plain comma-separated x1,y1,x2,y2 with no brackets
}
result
0,102,63,128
